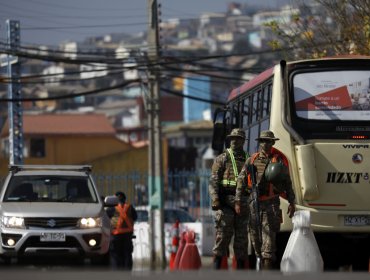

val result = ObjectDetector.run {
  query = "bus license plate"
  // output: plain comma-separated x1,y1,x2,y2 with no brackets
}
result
344,216,370,226
40,232,66,242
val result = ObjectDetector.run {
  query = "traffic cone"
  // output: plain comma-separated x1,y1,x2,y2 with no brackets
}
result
169,220,180,270
173,231,187,270
220,255,228,269
232,255,236,269
178,230,202,270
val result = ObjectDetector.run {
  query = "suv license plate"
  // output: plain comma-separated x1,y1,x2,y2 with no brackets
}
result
344,216,370,226
40,232,66,242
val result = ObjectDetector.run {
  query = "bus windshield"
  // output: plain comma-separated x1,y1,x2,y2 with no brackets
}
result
293,70,370,121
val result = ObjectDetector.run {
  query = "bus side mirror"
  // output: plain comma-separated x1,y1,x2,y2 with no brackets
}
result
212,108,227,153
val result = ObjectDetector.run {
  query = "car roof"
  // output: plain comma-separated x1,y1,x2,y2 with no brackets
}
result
12,170,89,176
8,165,91,176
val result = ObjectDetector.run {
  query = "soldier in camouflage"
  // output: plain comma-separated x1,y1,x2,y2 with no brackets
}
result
208,128,249,269
236,130,296,270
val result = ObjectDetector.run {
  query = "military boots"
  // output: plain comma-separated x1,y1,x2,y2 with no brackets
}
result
236,258,246,269
262,258,274,270
213,255,223,269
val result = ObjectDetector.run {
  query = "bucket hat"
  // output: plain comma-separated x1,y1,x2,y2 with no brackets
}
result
226,128,246,139
255,130,279,141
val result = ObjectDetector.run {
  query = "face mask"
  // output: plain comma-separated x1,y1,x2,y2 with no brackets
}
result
230,138,243,150
260,140,274,152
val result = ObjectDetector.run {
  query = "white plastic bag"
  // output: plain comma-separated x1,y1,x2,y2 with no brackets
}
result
280,210,323,272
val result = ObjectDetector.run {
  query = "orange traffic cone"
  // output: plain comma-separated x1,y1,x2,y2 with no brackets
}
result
220,255,229,269
174,231,187,270
178,230,202,270
169,220,180,270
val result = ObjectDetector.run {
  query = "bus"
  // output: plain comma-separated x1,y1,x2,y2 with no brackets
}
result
212,55,370,270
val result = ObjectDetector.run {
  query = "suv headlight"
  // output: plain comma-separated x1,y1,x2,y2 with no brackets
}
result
77,217,102,228
2,216,25,229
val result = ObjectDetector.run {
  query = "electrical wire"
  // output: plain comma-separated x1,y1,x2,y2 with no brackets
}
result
0,79,141,102
160,87,224,106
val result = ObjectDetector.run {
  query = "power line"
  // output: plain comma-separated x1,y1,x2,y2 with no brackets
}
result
162,73,247,85
161,65,249,82
0,40,148,60
160,87,225,106
14,0,144,12
0,79,140,102
22,22,148,31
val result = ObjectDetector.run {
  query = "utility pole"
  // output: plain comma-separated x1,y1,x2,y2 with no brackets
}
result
147,0,166,270
6,20,23,165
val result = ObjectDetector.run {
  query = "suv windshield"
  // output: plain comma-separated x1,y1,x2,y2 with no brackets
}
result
3,175,98,203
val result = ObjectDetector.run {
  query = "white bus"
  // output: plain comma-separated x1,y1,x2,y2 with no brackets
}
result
212,55,370,270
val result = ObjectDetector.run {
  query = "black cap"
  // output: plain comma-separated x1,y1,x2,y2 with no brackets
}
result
115,191,126,202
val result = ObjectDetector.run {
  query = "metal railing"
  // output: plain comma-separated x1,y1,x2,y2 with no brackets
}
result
94,169,212,219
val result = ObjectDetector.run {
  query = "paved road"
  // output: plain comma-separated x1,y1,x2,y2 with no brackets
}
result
0,267,369,280
1,255,369,279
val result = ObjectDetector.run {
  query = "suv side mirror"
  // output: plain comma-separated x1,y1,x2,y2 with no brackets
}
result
104,195,119,207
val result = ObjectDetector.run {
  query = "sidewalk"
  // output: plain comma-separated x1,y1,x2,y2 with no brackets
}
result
133,256,251,271
201,256,214,269
133,256,214,271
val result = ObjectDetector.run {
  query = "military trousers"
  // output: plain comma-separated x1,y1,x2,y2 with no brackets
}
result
212,195,249,260
249,197,281,262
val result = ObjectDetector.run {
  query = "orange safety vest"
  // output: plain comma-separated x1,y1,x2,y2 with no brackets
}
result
112,203,134,235
247,147,288,201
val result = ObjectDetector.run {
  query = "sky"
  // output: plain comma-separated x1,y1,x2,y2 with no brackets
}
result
0,0,291,47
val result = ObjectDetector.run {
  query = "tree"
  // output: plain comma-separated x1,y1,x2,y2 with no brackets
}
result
265,0,370,59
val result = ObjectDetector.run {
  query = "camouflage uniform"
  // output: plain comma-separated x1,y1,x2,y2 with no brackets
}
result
208,129,249,268
236,131,295,269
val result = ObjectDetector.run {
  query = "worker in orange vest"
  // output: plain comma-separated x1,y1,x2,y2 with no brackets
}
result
109,191,137,270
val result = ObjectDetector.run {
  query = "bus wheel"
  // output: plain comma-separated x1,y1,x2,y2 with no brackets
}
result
352,249,369,271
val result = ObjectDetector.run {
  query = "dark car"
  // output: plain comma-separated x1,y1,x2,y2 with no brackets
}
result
135,206,196,223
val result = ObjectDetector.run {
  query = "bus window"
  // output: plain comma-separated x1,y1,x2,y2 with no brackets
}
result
293,70,370,121
242,96,251,127
232,103,240,127
262,84,272,117
251,91,259,123
261,119,269,131
224,109,233,133
211,108,227,153
248,125,259,153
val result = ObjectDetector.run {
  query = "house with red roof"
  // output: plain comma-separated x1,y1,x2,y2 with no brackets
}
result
0,113,133,176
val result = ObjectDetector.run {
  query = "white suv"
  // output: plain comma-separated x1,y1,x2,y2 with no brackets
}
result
0,165,118,265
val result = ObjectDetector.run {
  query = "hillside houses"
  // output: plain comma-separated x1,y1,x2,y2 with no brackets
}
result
0,2,307,172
